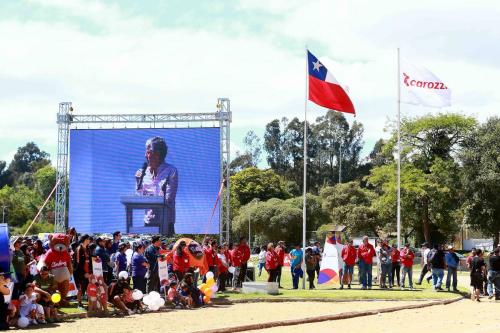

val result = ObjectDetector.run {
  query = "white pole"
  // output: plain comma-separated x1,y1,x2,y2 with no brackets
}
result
397,48,401,250
302,46,308,289
338,140,342,184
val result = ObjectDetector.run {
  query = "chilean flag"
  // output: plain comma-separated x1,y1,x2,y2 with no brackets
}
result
308,50,355,114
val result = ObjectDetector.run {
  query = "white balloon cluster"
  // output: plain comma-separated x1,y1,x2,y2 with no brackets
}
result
143,291,165,311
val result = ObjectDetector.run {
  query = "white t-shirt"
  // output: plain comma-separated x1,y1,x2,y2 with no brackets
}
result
258,250,266,264
423,248,431,264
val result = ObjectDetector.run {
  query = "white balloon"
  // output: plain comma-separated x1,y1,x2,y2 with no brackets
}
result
132,289,144,301
154,298,165,308
149,304,159,311
17,317,29,328
206,271,215,280
211,284,218,293
149,291,160,300
118,271,129,280
143,295,152,306
228,266,235,274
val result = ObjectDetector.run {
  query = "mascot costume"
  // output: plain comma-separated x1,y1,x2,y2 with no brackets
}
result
171,238,208,276
42,234,73,306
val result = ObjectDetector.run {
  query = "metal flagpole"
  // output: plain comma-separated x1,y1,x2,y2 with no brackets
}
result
397,48,401,250
302,46,308,289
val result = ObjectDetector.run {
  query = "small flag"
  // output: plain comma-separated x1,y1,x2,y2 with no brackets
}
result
400,58,451,108
308,50,355,114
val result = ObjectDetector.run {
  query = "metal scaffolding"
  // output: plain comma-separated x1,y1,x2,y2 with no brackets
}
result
54,100,232,241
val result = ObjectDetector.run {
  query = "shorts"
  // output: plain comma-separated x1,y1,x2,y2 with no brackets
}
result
343,264,354,275
470,273,483,289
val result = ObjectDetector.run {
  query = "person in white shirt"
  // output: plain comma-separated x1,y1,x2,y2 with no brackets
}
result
257,246,267,277
416,242,432,285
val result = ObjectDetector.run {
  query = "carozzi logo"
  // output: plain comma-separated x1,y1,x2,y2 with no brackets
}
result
403,73,448,90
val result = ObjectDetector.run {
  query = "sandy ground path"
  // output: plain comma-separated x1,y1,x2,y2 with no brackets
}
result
248,299,500,333
19,301,427,333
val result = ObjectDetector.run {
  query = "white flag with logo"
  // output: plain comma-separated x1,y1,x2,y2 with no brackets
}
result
400,58,451,108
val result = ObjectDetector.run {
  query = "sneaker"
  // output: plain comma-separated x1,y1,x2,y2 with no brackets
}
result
38,319,47,324
348,284,351,289
339,285,344,290
127,309,134,315
453,289,459,292
415,281,422,285
31,319,38,325
368,287,372,290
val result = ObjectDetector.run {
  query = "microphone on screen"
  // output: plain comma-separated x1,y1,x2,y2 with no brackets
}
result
136,162,148,191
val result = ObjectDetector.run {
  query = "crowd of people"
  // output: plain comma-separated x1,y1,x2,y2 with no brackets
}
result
1,230,499,330
258,236,500,300
0,229,255,329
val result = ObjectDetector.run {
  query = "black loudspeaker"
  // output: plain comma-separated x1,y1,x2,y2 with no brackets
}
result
245,266,255,282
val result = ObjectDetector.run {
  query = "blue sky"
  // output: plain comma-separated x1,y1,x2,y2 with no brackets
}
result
1,0,499,165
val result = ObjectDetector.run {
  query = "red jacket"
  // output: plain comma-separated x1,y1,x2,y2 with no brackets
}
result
341,245,357,266
204,247,217,267
216,254,228,273
173,252,190,273
275,247,285,266
265,249,279,270
223,249,232,266
357,243,375,264
231,244,251,267
391,248,400,263
400,248,414,267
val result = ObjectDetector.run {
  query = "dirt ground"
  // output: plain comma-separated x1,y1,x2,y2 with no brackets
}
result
249,299,500,333
19,301,425,333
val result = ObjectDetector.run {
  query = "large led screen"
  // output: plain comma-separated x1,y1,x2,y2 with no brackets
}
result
69,128,221,235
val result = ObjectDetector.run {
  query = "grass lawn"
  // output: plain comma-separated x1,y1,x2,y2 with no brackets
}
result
218,263,470,301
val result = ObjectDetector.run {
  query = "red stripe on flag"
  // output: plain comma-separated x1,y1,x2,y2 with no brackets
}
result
308,75,355,114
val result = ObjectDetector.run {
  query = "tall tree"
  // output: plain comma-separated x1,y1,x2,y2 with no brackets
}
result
0,161,13,188
243,130,262,167
460,117,500,247
264,118,289,175
8,142,50,186
368,113,476,243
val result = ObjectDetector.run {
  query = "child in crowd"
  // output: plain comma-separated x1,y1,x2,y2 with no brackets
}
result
179,282,193,309
257,246,266,277
19,283,46,325
87,275,108,316
167,281,180,307
182,273,202,307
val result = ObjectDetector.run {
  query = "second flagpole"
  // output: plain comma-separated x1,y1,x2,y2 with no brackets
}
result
397,48,401,250
302,46,308,289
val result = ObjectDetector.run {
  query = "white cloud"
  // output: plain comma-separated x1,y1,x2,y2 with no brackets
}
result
0,0,499,164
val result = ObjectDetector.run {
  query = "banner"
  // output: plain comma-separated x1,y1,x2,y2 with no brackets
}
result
318,232,344,285
400,58,451,108
92,257,103,278
158,258,169,285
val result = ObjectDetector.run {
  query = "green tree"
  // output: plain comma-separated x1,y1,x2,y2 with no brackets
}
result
34,165,56,199
367,113,476,243
460,117,500,247
232,194,327,245
230,167,292,206
8,142,50,187
320,182,381,237
264,118,289,175
0,160,13,188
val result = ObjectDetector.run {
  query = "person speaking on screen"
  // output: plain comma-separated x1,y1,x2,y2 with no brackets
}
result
135,136,178,236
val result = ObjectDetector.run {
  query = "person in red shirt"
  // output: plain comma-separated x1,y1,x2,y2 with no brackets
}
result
203,240,218,282
265,243,279,283
357,236,376,289
216,245,229,291
390,244,401,288
399,243,415,289
173,241,190,281
230,237,251,289
275,241,286,288
340,239,356,289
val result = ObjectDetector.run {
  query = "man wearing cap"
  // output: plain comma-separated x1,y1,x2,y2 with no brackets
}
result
95,238,112,284
416,242,432,285
445,245,459,292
